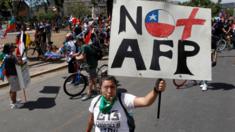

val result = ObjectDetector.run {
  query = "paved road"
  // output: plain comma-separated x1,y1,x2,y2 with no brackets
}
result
0,50,235,132
1,30,68,48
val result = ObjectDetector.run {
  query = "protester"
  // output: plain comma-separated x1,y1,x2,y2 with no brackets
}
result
76,42,99,101
63,33,77,73
3,43,24,109
45,20,52,44
85,76,166,132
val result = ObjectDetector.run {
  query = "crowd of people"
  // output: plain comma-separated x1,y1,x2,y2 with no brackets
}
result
60,16,111,101
1,9,235,131
212,15,235,49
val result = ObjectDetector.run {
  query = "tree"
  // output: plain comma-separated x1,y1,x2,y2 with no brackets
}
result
36,10,56,21
0,0,12,10
66,3,91,18
54,0,64,16
180,0,221,17
91,0,98,6
0,0,13,17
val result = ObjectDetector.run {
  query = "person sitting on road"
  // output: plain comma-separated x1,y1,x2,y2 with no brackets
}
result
44,45,62,61
85,76,166,132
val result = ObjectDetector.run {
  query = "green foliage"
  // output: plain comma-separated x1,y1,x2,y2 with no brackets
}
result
224,8,234,16
91,0,98,6
0,0,12,10
36,10,56,21
54,0,64,7
66,3,91,18
180,0,221,17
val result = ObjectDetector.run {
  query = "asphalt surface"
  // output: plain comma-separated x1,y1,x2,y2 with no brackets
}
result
0,59,67,88
0,50,235,132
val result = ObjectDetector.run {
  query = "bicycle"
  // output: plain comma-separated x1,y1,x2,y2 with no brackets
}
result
63,64,108,97
26,41,46,60
215,35,233,52
214,35,227,52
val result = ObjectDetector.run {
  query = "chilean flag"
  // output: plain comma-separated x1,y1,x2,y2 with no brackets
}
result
3,17,16,38
84,28,93,44
145,9,175,38
16,31,25,57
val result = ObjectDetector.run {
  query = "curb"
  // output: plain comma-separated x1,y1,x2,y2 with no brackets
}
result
0,63,67,88
0,56,108,88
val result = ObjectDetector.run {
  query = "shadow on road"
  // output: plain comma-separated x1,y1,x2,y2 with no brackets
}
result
209,82,235,90
40,86,60,95
21,97,56,110
21,86,60,110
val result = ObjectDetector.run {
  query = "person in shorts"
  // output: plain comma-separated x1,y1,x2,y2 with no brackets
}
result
3,43,24,109
76,43,99,101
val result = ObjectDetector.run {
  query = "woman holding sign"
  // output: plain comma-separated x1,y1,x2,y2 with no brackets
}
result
85,76,166,132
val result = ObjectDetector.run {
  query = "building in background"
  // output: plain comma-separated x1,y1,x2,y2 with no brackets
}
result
63,0,107,18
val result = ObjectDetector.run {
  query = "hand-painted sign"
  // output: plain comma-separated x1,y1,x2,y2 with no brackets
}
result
16,63,31,89
108,0,211,80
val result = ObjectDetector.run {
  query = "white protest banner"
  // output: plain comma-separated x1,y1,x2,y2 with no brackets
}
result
108,0,211,80
15,63,31,89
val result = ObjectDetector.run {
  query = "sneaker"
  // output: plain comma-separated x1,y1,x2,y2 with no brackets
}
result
10,103,24,109
16,99,22,103
10,99,22,104
200,84,204,88
201,84,208,91
70,79,75,84
81,94,91,101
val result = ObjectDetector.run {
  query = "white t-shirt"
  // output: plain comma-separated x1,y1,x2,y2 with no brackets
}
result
89,93,136,132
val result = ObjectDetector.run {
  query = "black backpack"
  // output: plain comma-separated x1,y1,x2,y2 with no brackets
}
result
91,44,103,60
118,93,135,132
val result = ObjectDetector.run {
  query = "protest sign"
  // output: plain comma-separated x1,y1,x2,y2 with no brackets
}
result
15,63,31,89
108,0,211,80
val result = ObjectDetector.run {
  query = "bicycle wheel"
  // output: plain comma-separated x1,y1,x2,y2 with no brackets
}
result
26,48,39,60
96,64,108,83
173,79,187,89
63,73,88,97
216,39,226,52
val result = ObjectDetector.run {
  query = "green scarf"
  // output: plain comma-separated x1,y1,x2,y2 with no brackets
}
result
99,96,116,114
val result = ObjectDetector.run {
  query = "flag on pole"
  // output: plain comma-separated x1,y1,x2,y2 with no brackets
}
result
84,28,92,44
3,17,16,37
16,31,25,57
25,34,31,48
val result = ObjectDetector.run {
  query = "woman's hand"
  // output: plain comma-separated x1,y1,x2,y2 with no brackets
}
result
154,79,166,93
134,79,166,107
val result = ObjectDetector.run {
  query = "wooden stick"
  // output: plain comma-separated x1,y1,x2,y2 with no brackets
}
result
157,91,161,119
155,78,163,119
23,89,27,102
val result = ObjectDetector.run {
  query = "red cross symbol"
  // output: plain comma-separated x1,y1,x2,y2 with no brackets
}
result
176,8,206,40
